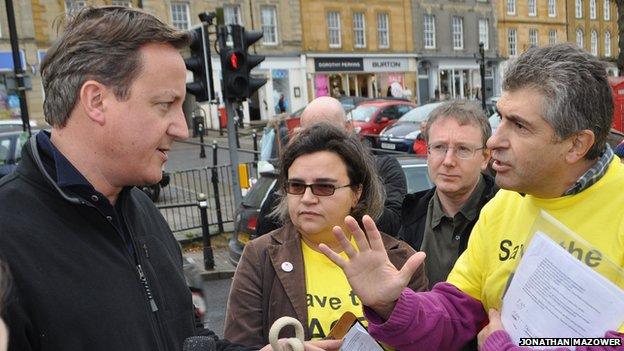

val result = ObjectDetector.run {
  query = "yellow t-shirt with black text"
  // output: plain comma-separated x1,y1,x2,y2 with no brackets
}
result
447,158,624,332
302,239,366,340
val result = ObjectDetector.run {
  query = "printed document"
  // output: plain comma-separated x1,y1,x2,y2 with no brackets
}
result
501,231,624,347
340,322,384,351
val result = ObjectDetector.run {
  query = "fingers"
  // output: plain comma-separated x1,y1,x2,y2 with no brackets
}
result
344,215,370,253
307,339,343,351
318,243,347,269
398,251,426,284
362,215,384,251
488,308,503,329
332,224,358,257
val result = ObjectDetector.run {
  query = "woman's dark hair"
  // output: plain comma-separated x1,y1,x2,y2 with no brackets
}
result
272,123,384,225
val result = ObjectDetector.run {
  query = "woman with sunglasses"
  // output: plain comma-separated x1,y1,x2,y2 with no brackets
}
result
224,123,428,349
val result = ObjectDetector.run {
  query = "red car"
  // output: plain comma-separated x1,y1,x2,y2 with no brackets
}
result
348,100,416,147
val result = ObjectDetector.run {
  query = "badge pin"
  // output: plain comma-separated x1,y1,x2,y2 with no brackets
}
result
281,262,293,272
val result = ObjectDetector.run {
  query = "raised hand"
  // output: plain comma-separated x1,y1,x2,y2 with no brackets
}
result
318,215,426,320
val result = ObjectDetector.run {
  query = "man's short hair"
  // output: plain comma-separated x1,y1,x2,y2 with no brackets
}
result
424,100,492,147
41,6,191,127
502,43,613,159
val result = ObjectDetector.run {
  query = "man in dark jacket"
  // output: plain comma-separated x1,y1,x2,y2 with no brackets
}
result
399,101,498,289
255,96,407,237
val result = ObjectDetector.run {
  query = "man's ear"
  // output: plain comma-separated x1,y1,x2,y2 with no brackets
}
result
79,80,108,126
565,130,595,164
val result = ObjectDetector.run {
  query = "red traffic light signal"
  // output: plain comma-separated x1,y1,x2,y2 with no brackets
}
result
227,51,244,70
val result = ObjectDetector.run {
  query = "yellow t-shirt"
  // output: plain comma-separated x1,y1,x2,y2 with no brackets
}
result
447,158,624,332
302,239,366,340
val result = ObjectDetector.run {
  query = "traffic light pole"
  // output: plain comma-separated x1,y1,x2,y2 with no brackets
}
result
225,99,243,208
5,0,30,135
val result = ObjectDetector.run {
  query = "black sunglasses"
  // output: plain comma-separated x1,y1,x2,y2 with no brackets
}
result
285,181,353,196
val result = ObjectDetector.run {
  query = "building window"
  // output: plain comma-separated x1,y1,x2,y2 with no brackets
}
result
508,28,517,56
111,0,131,6
590,30,598,55
549,29,557,45
452,16,463,50
423,15,436,49
327,12,341,48
528,0,537,16
590,0,596,19
529,28,538,47
604,0,610,20
575,0,583,18
65,0,86,16
224,5,243,25
478,19,489,50
353,12,366,48
576,28,584,48
548,0,557,17
507,0,516,14
377,13,389,48
170,2,190,30
260,6,278,45
605,31,611,57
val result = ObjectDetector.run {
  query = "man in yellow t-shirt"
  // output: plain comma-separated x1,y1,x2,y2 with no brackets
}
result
319,43,624,351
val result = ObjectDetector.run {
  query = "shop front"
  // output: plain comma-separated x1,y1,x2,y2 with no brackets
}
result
306,55,418,102
418,57,500,104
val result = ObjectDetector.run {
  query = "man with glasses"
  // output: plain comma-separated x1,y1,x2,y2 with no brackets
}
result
399,100,498,289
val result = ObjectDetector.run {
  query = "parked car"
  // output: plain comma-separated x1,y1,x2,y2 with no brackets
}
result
227,156,432,265
348,100,417,147
0,119,38,133
0,130,31,179
378,102,444,152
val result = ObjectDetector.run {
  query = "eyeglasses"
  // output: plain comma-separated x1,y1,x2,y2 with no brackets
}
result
285,181,353,196
427,143,485,160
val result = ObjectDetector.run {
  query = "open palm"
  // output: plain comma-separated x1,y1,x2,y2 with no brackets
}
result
319,215,426,319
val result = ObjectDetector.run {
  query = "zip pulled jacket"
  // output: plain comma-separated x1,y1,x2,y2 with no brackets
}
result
0,136,196,351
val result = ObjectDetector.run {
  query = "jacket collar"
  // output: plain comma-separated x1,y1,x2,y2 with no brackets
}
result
267,224,309,337
21,132,83,205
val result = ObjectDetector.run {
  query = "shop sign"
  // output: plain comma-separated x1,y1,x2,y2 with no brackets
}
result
272,69,288,79
314,57,363,72
363,58,409,72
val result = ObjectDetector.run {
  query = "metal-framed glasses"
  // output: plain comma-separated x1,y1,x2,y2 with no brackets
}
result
285,181,352,196
427,143,485,160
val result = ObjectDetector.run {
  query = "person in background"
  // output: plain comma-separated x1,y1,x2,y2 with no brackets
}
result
411,120,428,155
224,124,427,348
278,94,287,114
400,100,498,290
319,43,624,351
255,96,407,237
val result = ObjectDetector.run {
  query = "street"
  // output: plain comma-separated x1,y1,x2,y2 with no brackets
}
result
203,278,232,338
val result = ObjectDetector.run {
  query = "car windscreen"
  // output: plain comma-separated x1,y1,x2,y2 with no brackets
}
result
398,103,443,123
349,106,378,122
402,165,433,193
242,176,277,208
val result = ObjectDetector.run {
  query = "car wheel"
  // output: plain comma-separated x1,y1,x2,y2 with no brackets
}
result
141,184,161,202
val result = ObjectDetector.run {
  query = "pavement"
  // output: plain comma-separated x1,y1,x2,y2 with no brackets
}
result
182,231,237,281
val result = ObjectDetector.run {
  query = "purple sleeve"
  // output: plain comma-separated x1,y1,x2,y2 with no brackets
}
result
364,282,487,351
482,330,624,351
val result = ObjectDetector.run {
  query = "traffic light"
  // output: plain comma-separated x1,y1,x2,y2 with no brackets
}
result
219,25,267,100
242,29,267,98
185,25,211,102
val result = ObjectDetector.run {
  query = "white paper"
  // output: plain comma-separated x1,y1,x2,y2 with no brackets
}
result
340,322,384,351
501,232,624,348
